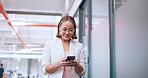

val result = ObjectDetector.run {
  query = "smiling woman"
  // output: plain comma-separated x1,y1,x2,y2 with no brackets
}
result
41,15,87,78
59,21,75,41
56,15,77,39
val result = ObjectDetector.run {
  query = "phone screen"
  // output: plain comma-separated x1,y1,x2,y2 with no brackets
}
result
66,56,75,61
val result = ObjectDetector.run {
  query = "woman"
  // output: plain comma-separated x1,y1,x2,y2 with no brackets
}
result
41,15,86,78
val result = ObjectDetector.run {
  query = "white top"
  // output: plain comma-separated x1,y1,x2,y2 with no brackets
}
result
64,51,70,58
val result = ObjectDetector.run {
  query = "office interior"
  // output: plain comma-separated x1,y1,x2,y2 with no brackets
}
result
0,0,148,78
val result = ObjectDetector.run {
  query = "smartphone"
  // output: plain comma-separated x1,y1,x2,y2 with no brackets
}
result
66,56,75,61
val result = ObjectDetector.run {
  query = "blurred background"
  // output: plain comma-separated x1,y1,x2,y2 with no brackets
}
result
1,0,148,78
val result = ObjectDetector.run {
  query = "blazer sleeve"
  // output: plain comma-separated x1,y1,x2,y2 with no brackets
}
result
41,40,51,74
78,43,87,76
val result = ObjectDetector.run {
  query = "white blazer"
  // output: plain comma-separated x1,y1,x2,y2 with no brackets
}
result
41,38,86,78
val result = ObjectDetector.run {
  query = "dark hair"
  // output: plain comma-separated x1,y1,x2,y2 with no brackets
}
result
0,64,3,66
56,15,77,39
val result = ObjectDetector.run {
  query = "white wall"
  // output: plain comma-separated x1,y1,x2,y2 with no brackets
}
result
115,0,148,78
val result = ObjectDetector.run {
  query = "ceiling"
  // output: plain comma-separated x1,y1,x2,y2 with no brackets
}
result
0,0,67,53
0,0,120,58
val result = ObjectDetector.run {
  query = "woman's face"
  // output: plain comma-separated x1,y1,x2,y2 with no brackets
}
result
59,21,75,41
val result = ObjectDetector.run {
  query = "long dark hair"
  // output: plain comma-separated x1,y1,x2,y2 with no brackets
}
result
56,15,77,39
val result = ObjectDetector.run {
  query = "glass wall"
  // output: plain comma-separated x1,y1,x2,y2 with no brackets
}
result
91,0,110,78
74,0,110,78
115,0,148,78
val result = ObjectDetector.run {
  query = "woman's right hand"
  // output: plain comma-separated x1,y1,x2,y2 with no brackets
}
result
61,58,73,67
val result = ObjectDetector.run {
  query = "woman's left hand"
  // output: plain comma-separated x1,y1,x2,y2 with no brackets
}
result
71,60,79,67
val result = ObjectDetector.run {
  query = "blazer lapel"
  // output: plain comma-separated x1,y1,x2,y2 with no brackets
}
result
56,39,76,57
70,40,76,56
57,39,64,58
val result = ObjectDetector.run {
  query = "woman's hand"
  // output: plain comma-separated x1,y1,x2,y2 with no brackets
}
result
60,59,83,73
60,59,80,68
71,60,79,67
71,60,84,74
61,59,73,67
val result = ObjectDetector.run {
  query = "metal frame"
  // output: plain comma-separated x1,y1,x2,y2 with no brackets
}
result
78,0,92,78
87,0,92,78
78,0,86,43
109,0,116,78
